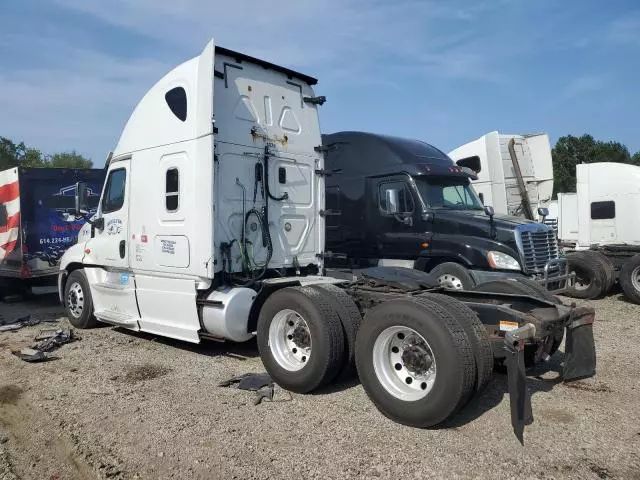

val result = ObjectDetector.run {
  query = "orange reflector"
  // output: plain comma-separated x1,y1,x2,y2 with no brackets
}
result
84,248,91,254
420,242,429,248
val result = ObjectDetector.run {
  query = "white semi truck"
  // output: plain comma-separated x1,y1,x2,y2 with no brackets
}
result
552,163,640,304
448,131,554,221
58,39,596,439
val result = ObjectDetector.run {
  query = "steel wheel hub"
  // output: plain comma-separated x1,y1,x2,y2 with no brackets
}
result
437,274,463,290
269,309,312,371
372,326,437,401
67,282,85,318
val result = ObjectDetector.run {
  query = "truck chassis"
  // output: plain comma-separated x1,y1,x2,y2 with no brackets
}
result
62,265,596,443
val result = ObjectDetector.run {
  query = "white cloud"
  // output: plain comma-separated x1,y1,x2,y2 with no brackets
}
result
560,74,609,101
607,14,640,47
51,0,504,78
0,36,169,163
1,0,520,163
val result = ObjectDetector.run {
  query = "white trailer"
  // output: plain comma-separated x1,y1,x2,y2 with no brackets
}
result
555,193,578,244
57,39,596,438
559,163,640,303
448,131,554,221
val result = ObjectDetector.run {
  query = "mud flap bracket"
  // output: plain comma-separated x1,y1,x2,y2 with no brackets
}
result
504,323,535,444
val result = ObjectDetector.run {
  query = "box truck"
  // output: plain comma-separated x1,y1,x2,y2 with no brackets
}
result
57,39,596,439
0,166,104,298
448,131,554,221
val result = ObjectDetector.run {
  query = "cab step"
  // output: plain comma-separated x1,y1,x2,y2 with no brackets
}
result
94,310,140,329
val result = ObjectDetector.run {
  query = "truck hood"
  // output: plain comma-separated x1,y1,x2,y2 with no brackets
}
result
431,210,536,245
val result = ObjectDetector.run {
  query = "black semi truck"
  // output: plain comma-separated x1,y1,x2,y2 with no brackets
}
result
322,131,571,292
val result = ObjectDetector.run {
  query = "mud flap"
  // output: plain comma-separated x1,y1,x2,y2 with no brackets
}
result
563,306,596,382
504,323,535,445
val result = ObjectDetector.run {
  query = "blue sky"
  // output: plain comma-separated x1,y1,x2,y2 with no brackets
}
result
1,0,639,166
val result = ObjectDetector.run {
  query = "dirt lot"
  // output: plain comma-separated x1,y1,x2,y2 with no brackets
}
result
0,292,639,480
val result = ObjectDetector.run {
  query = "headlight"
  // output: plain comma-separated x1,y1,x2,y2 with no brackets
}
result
487,251,521,270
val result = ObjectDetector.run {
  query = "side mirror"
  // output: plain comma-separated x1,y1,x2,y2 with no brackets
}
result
538,207,549,221
75,182,89,215
386,188,400,215
484,205,495,218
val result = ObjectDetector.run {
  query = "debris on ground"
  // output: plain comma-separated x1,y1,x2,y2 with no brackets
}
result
0,314,59,332
11,328,79,363
34,329,79,352
218,372,275,405
11,348,49,363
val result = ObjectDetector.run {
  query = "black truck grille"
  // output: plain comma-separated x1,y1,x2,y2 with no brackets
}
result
516,225,560,275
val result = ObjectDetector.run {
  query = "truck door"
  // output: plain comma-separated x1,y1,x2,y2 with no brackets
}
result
371,176,424,264
84,158,140,326
94,161,130,268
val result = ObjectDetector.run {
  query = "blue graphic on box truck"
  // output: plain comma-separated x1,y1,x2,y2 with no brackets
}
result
0,167,105,280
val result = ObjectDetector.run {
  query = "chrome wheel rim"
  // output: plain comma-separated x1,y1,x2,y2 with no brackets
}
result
631,266,640,292
372,326,437,401
67,281,84,318
268,309,311,371
437,274,463,290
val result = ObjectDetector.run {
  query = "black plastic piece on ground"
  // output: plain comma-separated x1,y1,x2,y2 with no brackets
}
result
504,324,535,445
218,373,275,405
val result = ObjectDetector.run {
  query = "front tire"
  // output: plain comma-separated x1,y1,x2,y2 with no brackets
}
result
257,286,345,393
64,270,98,329
355,296,475,428
429,262,475,290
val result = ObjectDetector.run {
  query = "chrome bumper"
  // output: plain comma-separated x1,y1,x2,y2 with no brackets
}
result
532,258,574,294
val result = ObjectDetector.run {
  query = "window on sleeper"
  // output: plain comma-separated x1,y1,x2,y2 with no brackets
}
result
165,168,179,212
590,201,615,220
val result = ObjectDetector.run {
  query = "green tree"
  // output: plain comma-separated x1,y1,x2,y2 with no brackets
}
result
0,136,93,170
552,134,634,195
21,148,46,168
49,151,93,168
0,137,25,169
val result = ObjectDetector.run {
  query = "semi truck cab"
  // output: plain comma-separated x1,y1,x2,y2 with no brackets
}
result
322,131,570,292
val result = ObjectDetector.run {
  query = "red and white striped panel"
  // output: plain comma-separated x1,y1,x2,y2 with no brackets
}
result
0,168,20,260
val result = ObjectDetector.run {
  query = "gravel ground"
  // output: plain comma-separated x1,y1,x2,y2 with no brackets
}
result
0,292,639,480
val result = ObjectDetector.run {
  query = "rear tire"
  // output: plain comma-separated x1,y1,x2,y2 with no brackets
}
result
355,296,474,428
309,283,362,378
594,252,616,293
619,254,640,305
64,270,98,329
420,293,494,401
564,251,609,299
256,286,345,393
429,262,475,290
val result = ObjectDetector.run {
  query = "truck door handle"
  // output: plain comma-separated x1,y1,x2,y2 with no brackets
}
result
119,240,125,259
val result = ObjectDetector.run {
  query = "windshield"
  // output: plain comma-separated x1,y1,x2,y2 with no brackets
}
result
414,176,483,211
